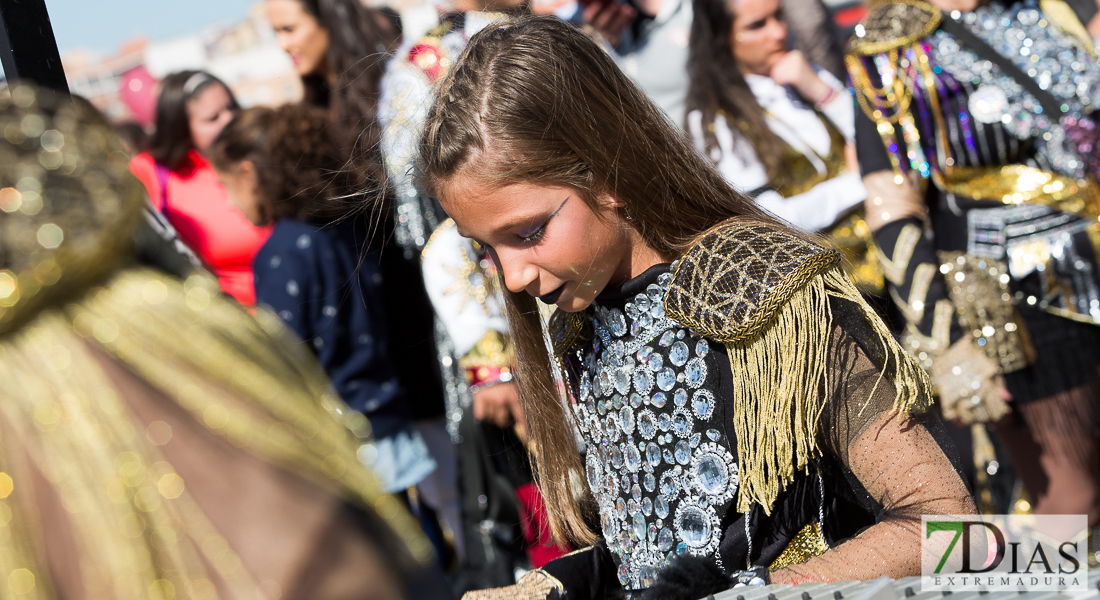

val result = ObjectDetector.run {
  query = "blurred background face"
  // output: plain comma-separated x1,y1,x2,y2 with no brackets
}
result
187,84,236,153
729,0,788,76
266,0,331,77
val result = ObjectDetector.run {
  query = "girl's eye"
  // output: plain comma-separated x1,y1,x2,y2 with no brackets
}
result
516,197,568,246
519,223,547,245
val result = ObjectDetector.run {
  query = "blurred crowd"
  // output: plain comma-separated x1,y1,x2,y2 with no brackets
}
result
2,0,1100,596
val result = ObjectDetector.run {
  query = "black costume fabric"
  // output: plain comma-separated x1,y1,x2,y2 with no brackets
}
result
851,0,1100,403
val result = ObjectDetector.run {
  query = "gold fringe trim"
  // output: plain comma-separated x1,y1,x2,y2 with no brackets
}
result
728,268,932,515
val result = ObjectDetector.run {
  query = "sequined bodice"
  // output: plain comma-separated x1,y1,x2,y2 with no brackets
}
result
927,0,1100,178
570,267,739,590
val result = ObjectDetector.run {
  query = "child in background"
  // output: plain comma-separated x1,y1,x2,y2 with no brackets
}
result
209,103,438,506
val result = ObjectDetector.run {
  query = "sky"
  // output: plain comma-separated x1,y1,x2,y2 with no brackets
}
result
46,0,259,56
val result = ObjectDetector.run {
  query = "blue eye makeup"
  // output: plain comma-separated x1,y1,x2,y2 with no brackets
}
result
518,198,569,245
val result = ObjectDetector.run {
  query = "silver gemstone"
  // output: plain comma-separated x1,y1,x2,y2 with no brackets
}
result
647,353,664,372
620,406,635,436
611,445,624,468
630,392,644,408
676,505,712,548
643,472,656,492
586,452,602,489
707,428,721,441
634,293,651,312
637,346,653,363
659,471,679,495
646,442,662,467
690,432,701,448
616,497,627,520
656,368,676,391
695,454,729,495
658,527,674,551
659,331,676,347
651,392,667,408
669,341,690,366
685,358,706,388
692,389,714,420
672,409,692,437
663,448,675,464
695,339,710,358
638,410,657,439
624,444,641,472
632,483,642,502
657,412,672,431
633,369,654,394
609,309,627,337
613,367,631,395
633,513,646,541
674,389,688,407
674,440,691,464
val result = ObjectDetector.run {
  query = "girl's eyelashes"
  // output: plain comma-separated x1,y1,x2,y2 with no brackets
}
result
517,197,569,246
518,222,548,244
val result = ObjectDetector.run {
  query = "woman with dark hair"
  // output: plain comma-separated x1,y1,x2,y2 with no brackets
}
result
129,70,271,306
418,15,974,599
266,0,399,184
683,0,880,294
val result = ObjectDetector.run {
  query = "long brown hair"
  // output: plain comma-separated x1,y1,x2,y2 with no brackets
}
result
209,103,375,225
417,15,787,545
684,0,787,181
291,0,399,195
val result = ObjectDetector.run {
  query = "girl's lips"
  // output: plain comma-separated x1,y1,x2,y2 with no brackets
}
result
538,284,566,305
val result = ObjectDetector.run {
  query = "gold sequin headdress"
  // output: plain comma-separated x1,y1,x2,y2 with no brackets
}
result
0,86,432,599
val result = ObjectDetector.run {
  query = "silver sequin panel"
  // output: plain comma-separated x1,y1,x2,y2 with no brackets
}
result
573,270,739,590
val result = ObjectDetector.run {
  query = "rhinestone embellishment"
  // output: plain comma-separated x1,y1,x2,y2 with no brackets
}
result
571,269,740,590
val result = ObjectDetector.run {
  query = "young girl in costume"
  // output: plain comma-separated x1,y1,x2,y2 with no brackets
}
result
209,104,440,514
417,15,976,599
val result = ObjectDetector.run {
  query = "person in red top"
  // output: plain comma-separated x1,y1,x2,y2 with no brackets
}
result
130,70,271,306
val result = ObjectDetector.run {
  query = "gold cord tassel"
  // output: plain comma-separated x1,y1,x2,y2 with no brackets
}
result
728,268,932,514
729,274,830,515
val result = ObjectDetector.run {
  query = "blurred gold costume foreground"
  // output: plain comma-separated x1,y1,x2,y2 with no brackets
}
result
0,85,447,600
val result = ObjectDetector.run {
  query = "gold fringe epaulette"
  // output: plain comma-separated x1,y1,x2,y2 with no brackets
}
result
664,223,839,343
663,222,932,515
846,0,942,56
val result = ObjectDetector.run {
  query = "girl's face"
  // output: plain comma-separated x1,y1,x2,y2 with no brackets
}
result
217,161,265,226
440,176,657,313
729,0,788,76
187,84,236,153
266,0,331,78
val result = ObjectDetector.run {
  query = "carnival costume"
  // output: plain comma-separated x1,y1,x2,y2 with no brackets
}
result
848,0,1100,515
379,9,571,578
467,222,975,599
687,70,883,295
0,86,446,599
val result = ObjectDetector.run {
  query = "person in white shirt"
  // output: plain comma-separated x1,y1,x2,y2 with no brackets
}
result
683,0,882,293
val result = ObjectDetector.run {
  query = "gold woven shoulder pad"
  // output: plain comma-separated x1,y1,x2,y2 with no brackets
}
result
664,223,839,343
847,0,942,56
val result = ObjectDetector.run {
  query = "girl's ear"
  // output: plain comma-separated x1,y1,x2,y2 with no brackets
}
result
238,159,256,178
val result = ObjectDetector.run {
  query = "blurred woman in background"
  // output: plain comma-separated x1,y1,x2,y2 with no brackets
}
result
129,70,271,306
684,0,882,295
